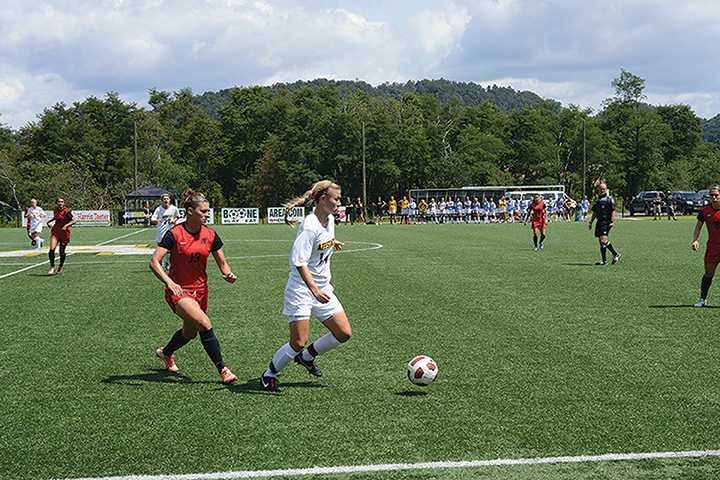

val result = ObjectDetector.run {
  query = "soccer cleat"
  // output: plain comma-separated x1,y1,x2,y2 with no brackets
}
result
595,261,608,266
155,347,179,373
533,247,538,252
612,253,622,264
56,265,65,274
220,367,238,385
694,299,706,308
294,353,323,377
261,373,279,393
47,266,56,275
539,243,544,251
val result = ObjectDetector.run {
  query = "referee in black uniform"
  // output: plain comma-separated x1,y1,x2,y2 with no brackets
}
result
588,180,621,265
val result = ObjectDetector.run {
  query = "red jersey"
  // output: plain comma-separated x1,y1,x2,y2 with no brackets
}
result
530,200,546,224
159,223,223,289
698,205,720,250
51,207,73,231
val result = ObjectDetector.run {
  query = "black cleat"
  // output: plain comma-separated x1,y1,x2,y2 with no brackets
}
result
294,353,323,377
261,374,279,393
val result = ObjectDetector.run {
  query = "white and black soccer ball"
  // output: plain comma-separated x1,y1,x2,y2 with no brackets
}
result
406,355,438,386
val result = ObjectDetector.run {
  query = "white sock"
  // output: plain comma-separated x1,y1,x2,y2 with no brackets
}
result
265,343,298,377
303,332,342,361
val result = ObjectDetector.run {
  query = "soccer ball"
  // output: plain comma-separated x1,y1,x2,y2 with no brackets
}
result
406,355,438,386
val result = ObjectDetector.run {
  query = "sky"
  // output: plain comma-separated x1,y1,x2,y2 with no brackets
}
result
1,0,719,129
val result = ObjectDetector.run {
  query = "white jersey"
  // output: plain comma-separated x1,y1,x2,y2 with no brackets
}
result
286,212,336,292
25,207,46,232
151,205,179,243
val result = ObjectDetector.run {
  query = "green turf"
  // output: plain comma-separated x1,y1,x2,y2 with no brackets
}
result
1,220,719,480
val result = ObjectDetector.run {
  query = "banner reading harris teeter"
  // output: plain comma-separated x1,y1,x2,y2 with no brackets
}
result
73,210,112,226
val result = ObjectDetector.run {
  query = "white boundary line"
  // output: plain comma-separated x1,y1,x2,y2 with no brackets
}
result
0,229,150,280
61,449,720,480
0,241,384,267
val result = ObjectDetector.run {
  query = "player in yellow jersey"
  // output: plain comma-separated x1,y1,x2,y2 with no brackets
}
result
388,196,397,224
400,196,410,224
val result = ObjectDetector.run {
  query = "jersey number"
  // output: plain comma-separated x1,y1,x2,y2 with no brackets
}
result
189,252,202,263
317,251,331,266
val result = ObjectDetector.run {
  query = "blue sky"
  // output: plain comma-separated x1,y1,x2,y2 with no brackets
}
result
1,0,718,129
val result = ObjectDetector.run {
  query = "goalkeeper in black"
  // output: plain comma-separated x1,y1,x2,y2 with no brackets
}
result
588,180,621,265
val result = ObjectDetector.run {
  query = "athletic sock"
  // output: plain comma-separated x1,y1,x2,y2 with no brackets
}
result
533,234,538,248
607,243,618,256
302,332,342,361
48,249,55,267
59,246,66,267
199,328,225,373
701,274,713,300
265,342,299,377
600,244,607,262
163,329,192,356
540,233,546,246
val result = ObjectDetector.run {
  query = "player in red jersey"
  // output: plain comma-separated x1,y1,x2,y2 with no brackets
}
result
524,194,547,251
46,197,76,275
691,185,720,307
150,189,238,384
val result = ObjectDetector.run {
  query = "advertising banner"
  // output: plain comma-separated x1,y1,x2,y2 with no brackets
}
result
267,206,305,224
221,208,259,225
123,211,147,225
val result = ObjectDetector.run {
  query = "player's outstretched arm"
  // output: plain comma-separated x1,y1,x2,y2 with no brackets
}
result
211,249,236,283
150,246,183,296
588,211,596,229
63,218,77,230
691,221,703,251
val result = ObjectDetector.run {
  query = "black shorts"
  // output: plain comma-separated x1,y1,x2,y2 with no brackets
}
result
595,222,612,238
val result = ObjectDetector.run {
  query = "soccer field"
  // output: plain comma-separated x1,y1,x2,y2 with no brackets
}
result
2,220,720,480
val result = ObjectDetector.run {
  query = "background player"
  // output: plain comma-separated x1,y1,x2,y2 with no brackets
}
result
46,197,76,275
24,198,46,249
261,180,351,393
524,194,547,251
150,193,179,270
150,189,238,384
691,185,720,307
588,180,621,265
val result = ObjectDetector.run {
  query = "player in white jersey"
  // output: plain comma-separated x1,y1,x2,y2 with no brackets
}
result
150,194,180,270
261,180,350,393
24,198,46,249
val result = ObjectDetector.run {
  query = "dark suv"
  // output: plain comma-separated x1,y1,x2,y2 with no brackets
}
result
667,191,705,215
629,191,665,216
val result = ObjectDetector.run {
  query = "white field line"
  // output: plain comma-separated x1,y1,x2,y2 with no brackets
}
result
96,228,148,246
0,229,151,279
61,449,720,480
0,242,384,267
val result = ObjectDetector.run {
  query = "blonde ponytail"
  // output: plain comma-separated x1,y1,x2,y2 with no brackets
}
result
284,180,340,226
181,188,207,210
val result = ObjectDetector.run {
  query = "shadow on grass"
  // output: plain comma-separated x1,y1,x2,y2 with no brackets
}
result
225,378,328,396
649,304,720,309
394,390,428,397
562,262,602,267
101,368,198,386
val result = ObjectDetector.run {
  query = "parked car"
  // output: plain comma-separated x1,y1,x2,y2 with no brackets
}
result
667,191,705,215
628,191,665,216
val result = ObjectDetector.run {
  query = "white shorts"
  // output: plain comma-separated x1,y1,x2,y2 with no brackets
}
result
29,224,43,234
283,284,344,322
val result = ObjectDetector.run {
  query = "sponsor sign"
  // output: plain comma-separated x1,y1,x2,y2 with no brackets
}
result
267,206,305,224
123,210,148,225
73,210,112,227
221,208,259,225
178,208,215,225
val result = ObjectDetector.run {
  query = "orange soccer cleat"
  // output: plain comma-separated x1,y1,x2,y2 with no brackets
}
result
220,367,238,385
155,347,179,373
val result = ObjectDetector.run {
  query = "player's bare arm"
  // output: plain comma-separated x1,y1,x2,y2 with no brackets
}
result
211,249,236,283
297,265,330,303
692,220,703,251
150,246,183,296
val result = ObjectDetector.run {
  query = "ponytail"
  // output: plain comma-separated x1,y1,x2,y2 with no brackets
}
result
284,180,340,227
181,188,207,210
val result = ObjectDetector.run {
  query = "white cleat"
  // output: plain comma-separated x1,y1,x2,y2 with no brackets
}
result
694,299,706,308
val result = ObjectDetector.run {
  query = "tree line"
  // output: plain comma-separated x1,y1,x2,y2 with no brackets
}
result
0,71,717,219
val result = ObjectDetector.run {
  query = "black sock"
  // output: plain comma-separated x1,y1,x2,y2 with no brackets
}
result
607,243,617,256
307,343,319,359
533,234,538,247
59,245,67,267
48,250,55,267
600,244,607,262
540,233,546,245
163,329,192,356
701,274,713,300
200,328,225,373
